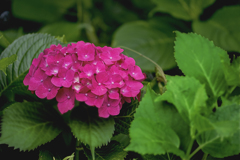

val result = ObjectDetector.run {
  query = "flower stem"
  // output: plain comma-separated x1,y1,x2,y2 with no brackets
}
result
186,138,195,158
75,140,81,160
201,153,208,160
119,46,167,89
167,152,171,160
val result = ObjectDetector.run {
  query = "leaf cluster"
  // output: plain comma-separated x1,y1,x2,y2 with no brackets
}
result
126,32,240,160
0,0,240,160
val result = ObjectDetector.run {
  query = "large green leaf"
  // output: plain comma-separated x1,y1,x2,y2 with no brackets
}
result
174,31,228,98
83,141,127,160
0,33,61,96
196,104,240,158
126,85,186,158
159,76,208,124
193,6,240,53
112,17,187,71
12,0,75,23
150,0,215,20
0,102,63,151
39,22,81,42
69,106,115,160
0,54,17,75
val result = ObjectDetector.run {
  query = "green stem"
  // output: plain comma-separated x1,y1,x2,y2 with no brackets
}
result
224,85,237,98
188,136,219,160
119,46,167,86
75,140,81,160
201,153,208,160
119,46,161,69
77,0,83,23
76,0,99,44
167,152,171,160
186,138,195,158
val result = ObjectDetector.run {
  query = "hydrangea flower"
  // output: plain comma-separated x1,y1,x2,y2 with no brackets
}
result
23,41,146,118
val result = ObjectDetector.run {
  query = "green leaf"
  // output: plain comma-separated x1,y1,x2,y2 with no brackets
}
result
126,85,186,158
0,54,17,75
0,102,63,151
193,6,240,53
12,0,76,23
39,150,56,160
111,134,130,148
222,57,240,86
150,0,215,20
159,76,208,124
196,104,240,158
69,106,115,160
83,141,127,160
0,33,61,96
55,35,68,44
221,95,240,106
174,31,228,98
112,17,188,71
39,22,81,42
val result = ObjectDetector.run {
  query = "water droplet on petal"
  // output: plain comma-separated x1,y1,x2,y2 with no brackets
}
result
132,72,135,75
56,61,59,63
48,88,51,92
107,103,110,107
85,55,88,57
67,96,70,99
98,83,101,85
63,77,66,80
85,93,88,96
111,81,114,84
109,57,112,60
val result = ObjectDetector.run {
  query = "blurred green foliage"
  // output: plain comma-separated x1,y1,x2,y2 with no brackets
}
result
0,0,239,72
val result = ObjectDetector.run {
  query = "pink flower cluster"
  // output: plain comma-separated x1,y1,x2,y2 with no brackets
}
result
23,41,145,118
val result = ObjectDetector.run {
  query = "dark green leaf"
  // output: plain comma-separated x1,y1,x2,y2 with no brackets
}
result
69,106,115,159
150,0,215,20
114,100,138,135
104,0,139,23
0,33,61,96
39,150,55,160
12,0,76,23
0,29,23,48
174,31,227,98
39,22,81,42
196,104,240,158
83,141,127,160
112,17,188,71
0,54,17,75
193,6,240,53
126,85,186,158
0,102,63,151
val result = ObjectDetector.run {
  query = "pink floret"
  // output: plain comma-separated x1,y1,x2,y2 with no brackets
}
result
23,42,145,118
